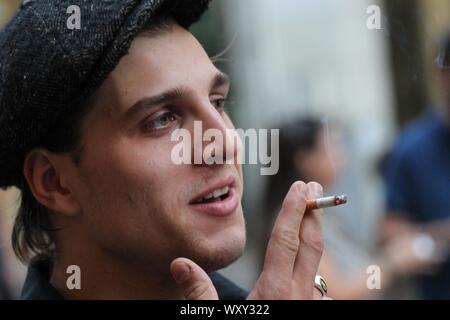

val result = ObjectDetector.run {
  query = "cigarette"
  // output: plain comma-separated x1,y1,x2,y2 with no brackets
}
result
306,195,348,210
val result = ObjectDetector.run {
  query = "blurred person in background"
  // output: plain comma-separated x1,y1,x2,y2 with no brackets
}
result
381,32,450,300
264,117,437,299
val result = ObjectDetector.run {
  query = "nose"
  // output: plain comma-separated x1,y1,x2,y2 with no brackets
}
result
190,102,241,166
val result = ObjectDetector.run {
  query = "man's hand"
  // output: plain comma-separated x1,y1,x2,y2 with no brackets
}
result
170,181,325,300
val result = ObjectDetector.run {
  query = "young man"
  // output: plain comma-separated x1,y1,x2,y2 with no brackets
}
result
0,0,325,300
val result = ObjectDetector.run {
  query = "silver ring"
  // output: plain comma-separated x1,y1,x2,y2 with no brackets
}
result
314,275,328,297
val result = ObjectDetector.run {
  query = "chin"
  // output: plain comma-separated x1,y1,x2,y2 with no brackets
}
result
190,231,246,273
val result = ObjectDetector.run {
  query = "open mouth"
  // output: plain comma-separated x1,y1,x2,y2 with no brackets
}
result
191,185,231,204
188,177,239,216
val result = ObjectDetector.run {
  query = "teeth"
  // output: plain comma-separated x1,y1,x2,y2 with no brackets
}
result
213,189,222,198
203,186,229,201
204,193,213,200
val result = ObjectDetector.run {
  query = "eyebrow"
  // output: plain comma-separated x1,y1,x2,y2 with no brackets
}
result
125,72,230,119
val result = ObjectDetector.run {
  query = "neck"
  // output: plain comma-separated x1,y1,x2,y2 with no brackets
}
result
49,243,184,300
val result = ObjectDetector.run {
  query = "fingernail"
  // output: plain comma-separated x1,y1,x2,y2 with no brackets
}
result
173,263,191,284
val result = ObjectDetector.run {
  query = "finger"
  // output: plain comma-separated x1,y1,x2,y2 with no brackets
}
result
313,287,324,300
170,257,219,300
293,182,324,299
254,181,308,299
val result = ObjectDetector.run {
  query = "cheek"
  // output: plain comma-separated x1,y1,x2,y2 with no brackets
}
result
76,137,189,239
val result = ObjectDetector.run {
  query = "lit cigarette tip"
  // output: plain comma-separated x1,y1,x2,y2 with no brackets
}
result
335,195,348,205
306,194,348,210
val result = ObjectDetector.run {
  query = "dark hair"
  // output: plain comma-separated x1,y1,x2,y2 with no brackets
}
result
12,16,175,264
12,92,93,264
264,117,324,216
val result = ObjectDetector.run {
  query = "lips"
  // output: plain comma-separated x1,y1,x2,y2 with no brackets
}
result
189,176,240,216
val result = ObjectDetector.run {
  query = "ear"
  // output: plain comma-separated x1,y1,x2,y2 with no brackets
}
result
23,149,81,216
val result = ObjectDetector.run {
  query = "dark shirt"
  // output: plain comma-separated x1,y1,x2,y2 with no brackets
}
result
384,110,450,299
21,259,248,300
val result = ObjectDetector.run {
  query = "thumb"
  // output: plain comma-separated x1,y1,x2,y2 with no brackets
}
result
170,257,219,300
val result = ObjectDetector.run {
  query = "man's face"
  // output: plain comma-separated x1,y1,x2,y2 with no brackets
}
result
62,23,245,272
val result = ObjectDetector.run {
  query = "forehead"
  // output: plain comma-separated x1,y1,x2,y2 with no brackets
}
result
93,23,218,115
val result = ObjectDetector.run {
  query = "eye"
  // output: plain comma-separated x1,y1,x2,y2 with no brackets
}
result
142,111,177,132
211,97,228,111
